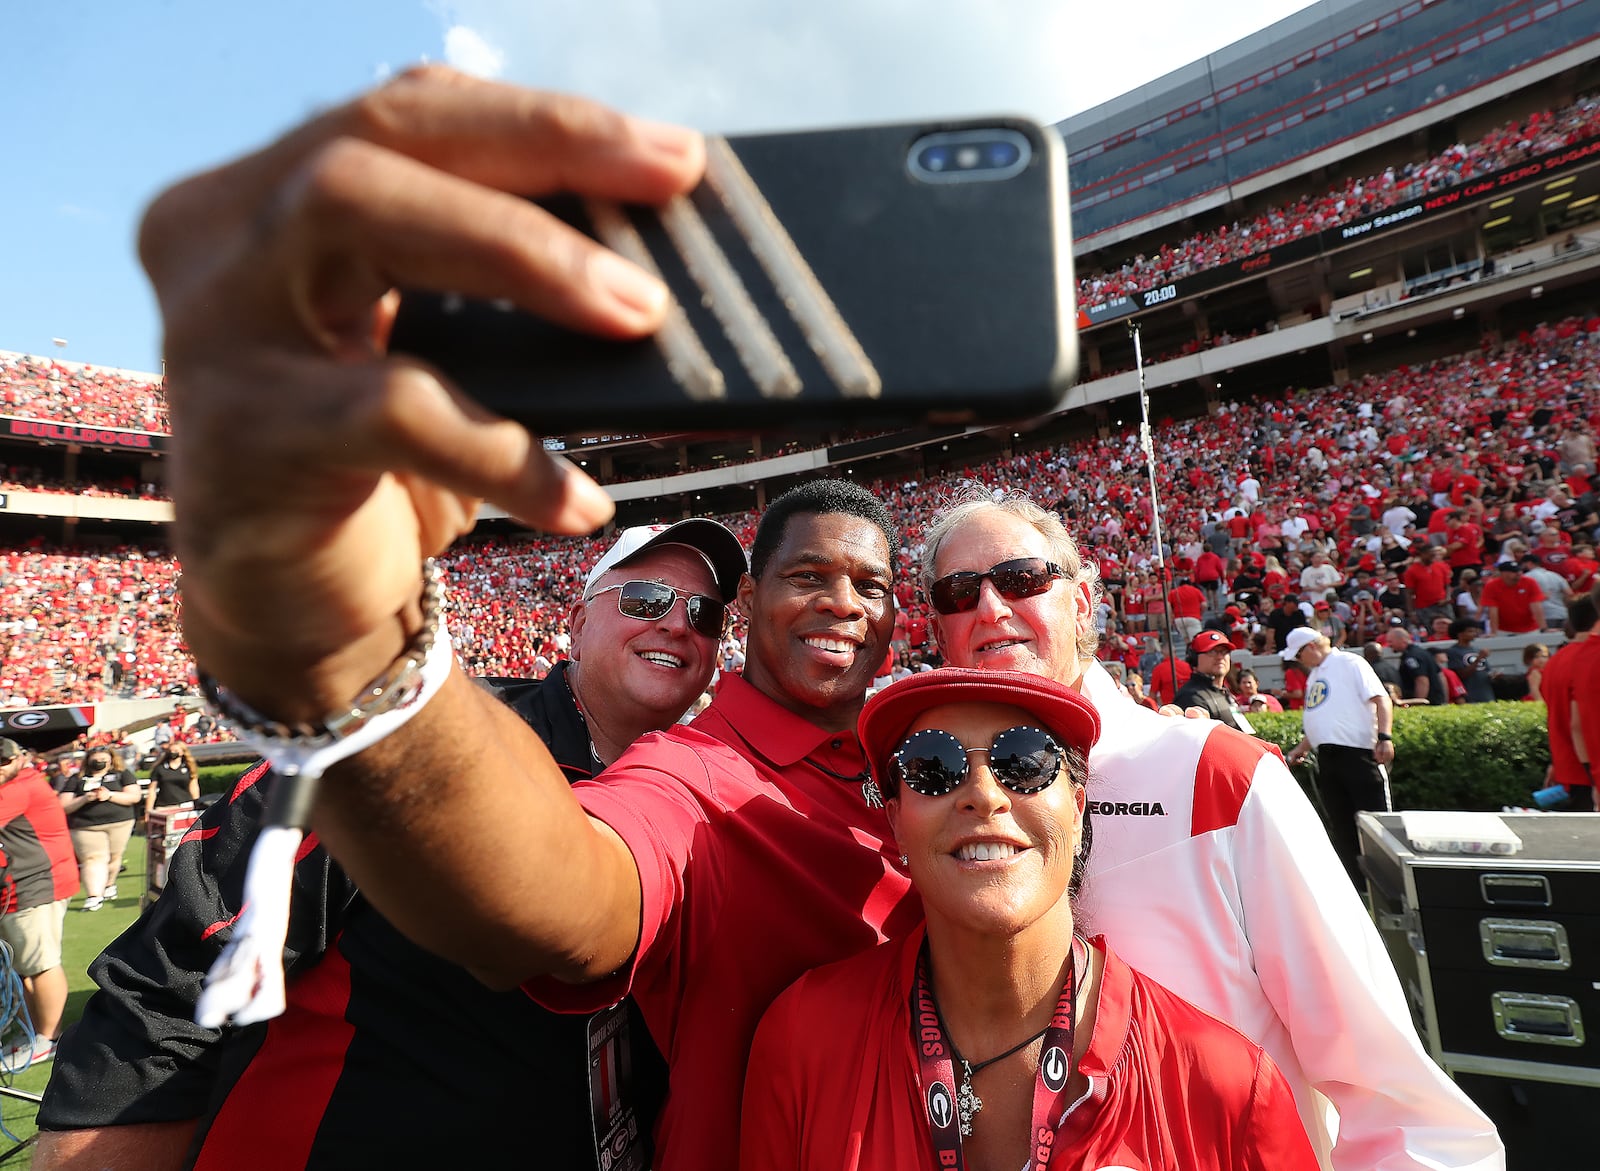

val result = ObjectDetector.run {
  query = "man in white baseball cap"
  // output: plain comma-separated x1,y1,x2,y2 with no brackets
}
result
584,518,748,604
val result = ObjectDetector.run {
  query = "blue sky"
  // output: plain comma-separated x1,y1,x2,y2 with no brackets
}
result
4,0,1315,375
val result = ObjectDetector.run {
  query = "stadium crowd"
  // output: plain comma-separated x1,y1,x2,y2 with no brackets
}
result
2,315,1596,709
0,353,167,434
5,98,1600,441
1078,94,1600,308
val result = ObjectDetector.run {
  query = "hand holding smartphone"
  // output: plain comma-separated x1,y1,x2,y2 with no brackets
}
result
390,116,1078,436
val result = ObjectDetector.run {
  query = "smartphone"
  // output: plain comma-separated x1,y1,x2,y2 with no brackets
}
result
389,116,1077,436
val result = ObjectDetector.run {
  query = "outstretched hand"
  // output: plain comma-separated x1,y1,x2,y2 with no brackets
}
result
144,67,705,716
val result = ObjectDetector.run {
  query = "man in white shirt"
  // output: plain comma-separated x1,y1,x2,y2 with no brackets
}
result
1284,628,1394,886
1382,503,1418,535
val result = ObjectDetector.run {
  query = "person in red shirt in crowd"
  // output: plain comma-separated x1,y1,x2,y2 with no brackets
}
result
0,738,80,1066
1443,512,1484,580
1124,670,1160,711
1281,655,1309,711
1192,546,1226,609
1145,653,1192,708
1168,577,1206,645
1402,545,1454,631
1559,542,1598,594
1544,592,1598,809
1449,468,1482,508
1426,464,1455,506
1531,526,1573,571
1261,555,1290,602
1570,591,1600,813
1435,652,1468,704
1480,562,1546,634
905,606,930,651
1232,667,1284,713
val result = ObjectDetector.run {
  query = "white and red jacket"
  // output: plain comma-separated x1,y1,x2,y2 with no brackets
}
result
1078,663,1503,1171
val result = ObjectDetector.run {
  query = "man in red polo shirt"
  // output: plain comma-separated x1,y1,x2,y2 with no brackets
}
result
1559,542,1598,594
1543,592,1597,809
1169,576,1207,645
0,737,79,1066
1403,545,1453,631
1569,587,1600,812
1444,512,1485,580
1480,562,1545,634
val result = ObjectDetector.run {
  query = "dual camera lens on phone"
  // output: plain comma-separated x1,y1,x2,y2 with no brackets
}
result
908,129,1031,184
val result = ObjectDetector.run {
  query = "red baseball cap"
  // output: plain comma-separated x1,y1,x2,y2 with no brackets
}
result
859,669,1101,794
1190,629,1233,654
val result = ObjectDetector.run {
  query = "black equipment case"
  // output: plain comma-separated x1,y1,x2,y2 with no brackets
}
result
1358,811,1600,1169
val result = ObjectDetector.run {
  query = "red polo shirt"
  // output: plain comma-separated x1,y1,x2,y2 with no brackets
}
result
1170,583,1205,620
530,675,919,1171
1543,638,1595,789
1571,638,1600,793
1480,575,1544,634
741,929,1318,1171
0,766,78,912
1403,560,1451,609
1445,522,1484,570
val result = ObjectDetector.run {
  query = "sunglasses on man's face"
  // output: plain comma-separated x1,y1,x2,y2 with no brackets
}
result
587,580,726,639
928,557,1065,616
888,725,1064,798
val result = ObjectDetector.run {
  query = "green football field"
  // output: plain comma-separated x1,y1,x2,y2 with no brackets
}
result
1,834,149,1167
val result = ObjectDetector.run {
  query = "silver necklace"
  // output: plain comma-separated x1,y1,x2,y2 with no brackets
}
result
805,755,882,808
943,935,1087,1136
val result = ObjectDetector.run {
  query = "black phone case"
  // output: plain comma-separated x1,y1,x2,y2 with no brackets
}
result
389,116,1076,436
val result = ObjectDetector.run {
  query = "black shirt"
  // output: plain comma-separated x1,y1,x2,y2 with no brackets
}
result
149,760,196,807
40,663,668,1170
57,767,138,828
1397,644,1447,705
1173,675,1247,731
1267,607,1306,652
1369,658,1403,695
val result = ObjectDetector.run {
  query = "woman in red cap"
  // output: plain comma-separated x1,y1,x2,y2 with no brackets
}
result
740,668,1317,1171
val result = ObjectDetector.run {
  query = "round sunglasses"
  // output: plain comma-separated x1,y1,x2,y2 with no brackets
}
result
928,557,1065,616
587,580,727,639
888,725,1064,797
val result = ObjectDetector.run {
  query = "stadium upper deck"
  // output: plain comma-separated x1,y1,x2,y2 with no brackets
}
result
1064,0,1600,247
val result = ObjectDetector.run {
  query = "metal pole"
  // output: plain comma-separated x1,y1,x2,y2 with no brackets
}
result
1128,321,1180,701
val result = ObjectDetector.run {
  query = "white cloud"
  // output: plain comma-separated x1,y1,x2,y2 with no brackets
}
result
57,203,104,223
443,24,507,79
425,0,1319,132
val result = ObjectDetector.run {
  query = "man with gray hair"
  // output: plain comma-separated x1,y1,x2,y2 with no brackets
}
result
920,483,1501,1171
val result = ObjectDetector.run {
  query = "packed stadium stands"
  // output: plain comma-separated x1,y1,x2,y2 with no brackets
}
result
1077,94,1600,310
3,313,1596,699
5,0,1600,714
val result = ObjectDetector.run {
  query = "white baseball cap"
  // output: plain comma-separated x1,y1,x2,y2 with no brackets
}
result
1280,627,1320,661
584,519,748,603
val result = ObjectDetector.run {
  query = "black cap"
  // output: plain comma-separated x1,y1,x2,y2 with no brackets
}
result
0,738,23,763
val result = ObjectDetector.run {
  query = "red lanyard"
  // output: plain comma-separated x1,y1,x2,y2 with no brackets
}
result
910,940,1079,1171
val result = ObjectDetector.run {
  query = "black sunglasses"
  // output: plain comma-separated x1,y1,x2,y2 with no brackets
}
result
888,726,1064,798
588,580,726,639
928,557,1065,616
